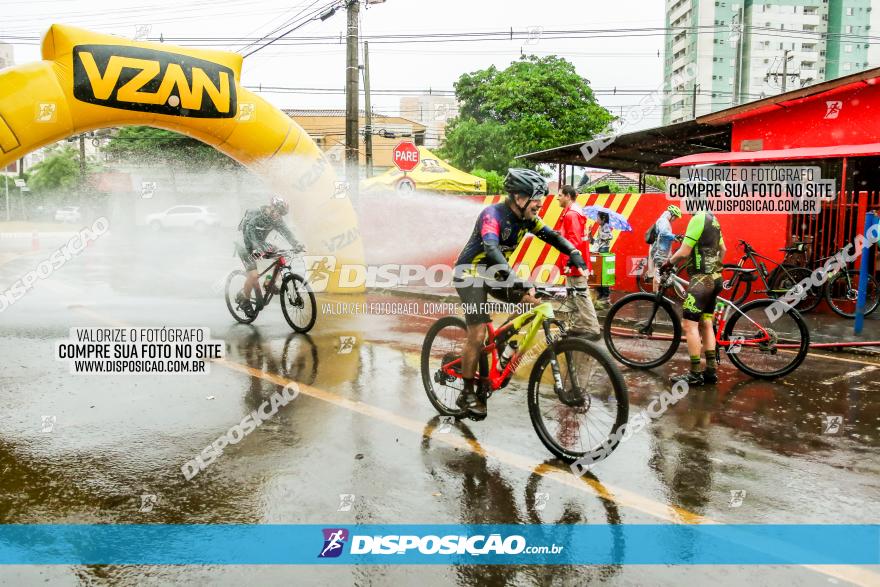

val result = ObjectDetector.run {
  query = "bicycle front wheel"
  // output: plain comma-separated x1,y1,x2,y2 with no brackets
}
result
825,269,880,318
603,293,681,369
528,338,628,464
280,274,317,333
723,298,809,379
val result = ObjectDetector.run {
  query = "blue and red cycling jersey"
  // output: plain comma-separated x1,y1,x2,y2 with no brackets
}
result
456,202,553,274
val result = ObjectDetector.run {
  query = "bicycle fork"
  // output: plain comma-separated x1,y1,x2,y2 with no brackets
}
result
543,322,566,394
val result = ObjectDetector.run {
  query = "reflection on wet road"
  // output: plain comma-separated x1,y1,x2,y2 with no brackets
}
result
0,233,878,586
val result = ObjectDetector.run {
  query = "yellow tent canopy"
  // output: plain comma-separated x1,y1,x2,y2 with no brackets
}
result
361,147,487,194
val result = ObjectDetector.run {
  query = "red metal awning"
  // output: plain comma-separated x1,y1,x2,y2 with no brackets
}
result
661,143,880,167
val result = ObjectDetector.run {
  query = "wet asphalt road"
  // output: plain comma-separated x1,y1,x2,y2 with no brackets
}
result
0,228,878,586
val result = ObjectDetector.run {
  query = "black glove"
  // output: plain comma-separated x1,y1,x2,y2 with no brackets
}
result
567,251,588,271
674,234,684,242
659,260,674,274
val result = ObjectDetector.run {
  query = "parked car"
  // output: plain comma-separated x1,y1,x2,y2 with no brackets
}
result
145,205,220,231
54,206,82,223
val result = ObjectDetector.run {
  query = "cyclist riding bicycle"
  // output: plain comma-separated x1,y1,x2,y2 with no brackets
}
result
453,168,588,419
235,196,303,317
660,211,727,386
649,205,684,292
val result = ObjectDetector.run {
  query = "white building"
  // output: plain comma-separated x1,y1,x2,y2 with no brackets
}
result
663,0,880,124
398,95,458,148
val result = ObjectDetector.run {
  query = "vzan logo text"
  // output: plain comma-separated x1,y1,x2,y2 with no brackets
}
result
72,45,236,118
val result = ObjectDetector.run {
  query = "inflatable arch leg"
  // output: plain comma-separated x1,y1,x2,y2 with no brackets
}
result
0,24,363,292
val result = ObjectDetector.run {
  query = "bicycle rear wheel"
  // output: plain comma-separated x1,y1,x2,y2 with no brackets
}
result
528,338,628,464
224,270,258,324
825,269,880,318
723,299,809,379
603,293,681,369
772,266,821,313
420,316,488,417
280,273,317,333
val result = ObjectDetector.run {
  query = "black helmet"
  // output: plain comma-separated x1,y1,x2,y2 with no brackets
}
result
504,168,548,200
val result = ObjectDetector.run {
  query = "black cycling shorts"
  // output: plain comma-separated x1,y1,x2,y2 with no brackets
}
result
682,273,722,321
236,242,258,272
454,277,529,326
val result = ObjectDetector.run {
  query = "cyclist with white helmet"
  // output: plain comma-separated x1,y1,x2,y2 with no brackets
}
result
649,204,684,292
235,196,303,316
453,168,587,418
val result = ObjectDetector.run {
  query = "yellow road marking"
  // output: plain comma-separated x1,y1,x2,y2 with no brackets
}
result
62,303,880,586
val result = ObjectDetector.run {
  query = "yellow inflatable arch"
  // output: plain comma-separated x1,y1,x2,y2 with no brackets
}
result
0,24,363,290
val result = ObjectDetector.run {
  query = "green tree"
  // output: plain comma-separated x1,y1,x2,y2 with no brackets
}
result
470,168,504,194
588,181,637,194
28,146,82,193
104,126,238,168
440,55,613,175
644,174,668,192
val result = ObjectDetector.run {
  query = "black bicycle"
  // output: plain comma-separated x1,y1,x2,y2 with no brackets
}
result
604,270,810,379
720,239,818,311
796,246,880,318
224,248,317,332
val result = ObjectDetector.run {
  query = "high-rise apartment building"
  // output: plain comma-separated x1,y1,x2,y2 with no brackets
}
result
663,0,880,124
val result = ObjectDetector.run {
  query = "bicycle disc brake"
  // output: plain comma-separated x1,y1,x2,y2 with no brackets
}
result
557,386,588,408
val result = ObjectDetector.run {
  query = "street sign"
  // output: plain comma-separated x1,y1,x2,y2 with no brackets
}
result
14,178,26,187
392,141,420,172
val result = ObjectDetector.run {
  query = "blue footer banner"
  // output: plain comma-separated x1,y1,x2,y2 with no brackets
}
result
0,525,876,565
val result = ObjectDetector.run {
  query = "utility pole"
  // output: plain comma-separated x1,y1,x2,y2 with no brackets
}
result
765,49,797,93
345,0,360,200
732,6,744,105
362,40,373,178
692,83,700,119
79,133,86,178
782,49,790,92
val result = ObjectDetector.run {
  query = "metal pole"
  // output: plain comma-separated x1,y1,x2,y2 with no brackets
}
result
781,49,790,92
363,40,373,178
691,83,699,119
733,6,743,105
345,0,360,200
854,211,878,335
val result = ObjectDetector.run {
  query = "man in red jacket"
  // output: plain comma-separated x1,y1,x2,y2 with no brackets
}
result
554,185,600,339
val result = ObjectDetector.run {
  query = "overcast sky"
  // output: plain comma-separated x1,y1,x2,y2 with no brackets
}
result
1,0,666,128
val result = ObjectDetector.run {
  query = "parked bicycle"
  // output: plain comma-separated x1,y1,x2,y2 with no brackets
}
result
720,239,818,311
421,289,628,464
793,246,880,318
224,248,317,332
604,270,810,379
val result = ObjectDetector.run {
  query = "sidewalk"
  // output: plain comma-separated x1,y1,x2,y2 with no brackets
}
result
372,285,880,357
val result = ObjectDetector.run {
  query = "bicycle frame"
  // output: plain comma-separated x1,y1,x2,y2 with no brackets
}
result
440,302,559,391
663,273,773,349
252,254,291,306
733,242,799,295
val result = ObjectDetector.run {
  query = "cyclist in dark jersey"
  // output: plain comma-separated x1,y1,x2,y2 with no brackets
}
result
660,211,726,386
235,196,303,316
454,168,588,418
